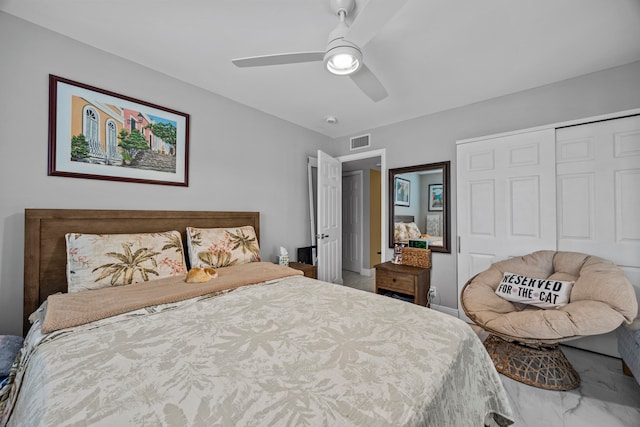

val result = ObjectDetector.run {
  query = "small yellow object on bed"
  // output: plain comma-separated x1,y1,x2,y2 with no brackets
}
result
185,267,218,283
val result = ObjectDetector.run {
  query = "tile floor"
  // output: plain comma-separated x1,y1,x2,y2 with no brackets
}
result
341,269,640,426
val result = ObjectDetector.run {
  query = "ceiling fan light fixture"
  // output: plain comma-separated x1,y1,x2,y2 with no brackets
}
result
324,45,362,75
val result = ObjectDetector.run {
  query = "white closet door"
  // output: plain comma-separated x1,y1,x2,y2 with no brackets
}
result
556,115,640,268
556,115,640,356
457,128,557,320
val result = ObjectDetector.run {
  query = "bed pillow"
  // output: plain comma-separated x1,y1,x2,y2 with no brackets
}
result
405,222,422,239
186,226,260,268
394,222,423,242
65,231,187,292
495,272,574,309
394,222,410,242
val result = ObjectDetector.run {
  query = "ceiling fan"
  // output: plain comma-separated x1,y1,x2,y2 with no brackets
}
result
231,0,408,102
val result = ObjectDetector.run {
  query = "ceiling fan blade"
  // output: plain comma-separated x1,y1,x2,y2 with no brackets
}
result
232,51,324,68
350,64,388,102
345,0,408,48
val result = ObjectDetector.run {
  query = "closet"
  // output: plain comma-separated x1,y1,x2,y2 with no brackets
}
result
457,111,640,356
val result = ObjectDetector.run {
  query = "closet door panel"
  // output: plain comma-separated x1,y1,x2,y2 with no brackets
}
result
509,176,541,238
616,169,640,242
556,115,640,268
457,128,556,320
557,173,595,240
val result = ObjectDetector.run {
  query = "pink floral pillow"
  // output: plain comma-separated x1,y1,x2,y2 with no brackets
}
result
405,222,422,239
65,231,187,292
394,222,410,242
186,226,261,268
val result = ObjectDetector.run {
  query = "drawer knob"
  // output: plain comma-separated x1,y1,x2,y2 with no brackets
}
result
392,278,396,282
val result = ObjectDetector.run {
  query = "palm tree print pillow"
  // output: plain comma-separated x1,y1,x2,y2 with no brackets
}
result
65,231,187,292
186,226,261,269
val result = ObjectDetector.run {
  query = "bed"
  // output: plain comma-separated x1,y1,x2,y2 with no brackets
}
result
1,209,513,426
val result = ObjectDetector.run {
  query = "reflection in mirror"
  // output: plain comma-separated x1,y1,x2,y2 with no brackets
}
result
389,161,450,253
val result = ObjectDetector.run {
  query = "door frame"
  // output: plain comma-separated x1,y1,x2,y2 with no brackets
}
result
337,149,387,263
308,156,318,246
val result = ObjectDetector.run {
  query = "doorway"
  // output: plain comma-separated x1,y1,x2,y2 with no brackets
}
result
341,154,383,276
307,149,386,284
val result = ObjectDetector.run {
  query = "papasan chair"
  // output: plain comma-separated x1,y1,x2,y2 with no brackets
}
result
461,250,638,390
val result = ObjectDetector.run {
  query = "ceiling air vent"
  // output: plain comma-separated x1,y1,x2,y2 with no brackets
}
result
350,134,371,151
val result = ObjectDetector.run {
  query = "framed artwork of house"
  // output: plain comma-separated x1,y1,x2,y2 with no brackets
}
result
48,75,190,186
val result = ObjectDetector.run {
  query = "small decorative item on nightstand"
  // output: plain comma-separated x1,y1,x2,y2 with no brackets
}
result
401,247,431,268
392,243,406,264
276,246,289,266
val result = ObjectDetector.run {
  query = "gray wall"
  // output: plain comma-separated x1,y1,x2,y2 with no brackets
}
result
331,60,640,312
2,10,639,332
0,12,329,335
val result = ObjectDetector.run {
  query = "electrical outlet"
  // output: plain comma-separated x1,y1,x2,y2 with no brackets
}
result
429,287,437,299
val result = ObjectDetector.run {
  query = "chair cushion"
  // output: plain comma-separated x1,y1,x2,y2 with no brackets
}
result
462,251,638,344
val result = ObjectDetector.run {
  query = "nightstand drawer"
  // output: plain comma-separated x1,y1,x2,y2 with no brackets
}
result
376,269,415,294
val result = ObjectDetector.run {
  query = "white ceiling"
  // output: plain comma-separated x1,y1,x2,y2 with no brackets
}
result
3,0,640,138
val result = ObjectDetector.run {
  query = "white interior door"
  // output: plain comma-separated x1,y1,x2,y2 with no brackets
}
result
342,171,363,273
457,128,557,320
317,150,342,283
556,115,640,356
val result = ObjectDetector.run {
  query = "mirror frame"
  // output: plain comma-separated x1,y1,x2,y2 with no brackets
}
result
388,161,451,253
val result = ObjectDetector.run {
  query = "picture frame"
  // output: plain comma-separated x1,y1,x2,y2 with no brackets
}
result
48,75,189,186
428,184,443,211
394,177,410,206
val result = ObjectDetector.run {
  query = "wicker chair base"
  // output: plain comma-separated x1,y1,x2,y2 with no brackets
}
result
484,335,580,391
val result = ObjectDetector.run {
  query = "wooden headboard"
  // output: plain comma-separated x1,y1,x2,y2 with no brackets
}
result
23,209,259,335
394,215,414,223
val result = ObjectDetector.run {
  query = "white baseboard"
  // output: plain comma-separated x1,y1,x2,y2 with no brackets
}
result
430,304,459,318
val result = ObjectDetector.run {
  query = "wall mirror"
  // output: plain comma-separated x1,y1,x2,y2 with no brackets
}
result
388,161,450,253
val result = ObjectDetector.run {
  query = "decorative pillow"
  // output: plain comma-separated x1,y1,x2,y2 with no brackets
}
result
495,272,574,309
65,231,187,292
405,222,422,239
186,226,260,268
394,222,410,242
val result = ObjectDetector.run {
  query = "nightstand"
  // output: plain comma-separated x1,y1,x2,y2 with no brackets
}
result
288,261,317,279
374,261,430,307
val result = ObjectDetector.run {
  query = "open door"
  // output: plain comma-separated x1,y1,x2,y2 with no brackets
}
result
317,150,342,283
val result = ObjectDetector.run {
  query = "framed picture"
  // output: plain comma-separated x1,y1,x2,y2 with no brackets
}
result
394,177,410,206
48,75,189,186
428,184,443,211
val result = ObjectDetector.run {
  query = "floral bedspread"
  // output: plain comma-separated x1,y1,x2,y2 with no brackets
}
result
1,276,512,426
